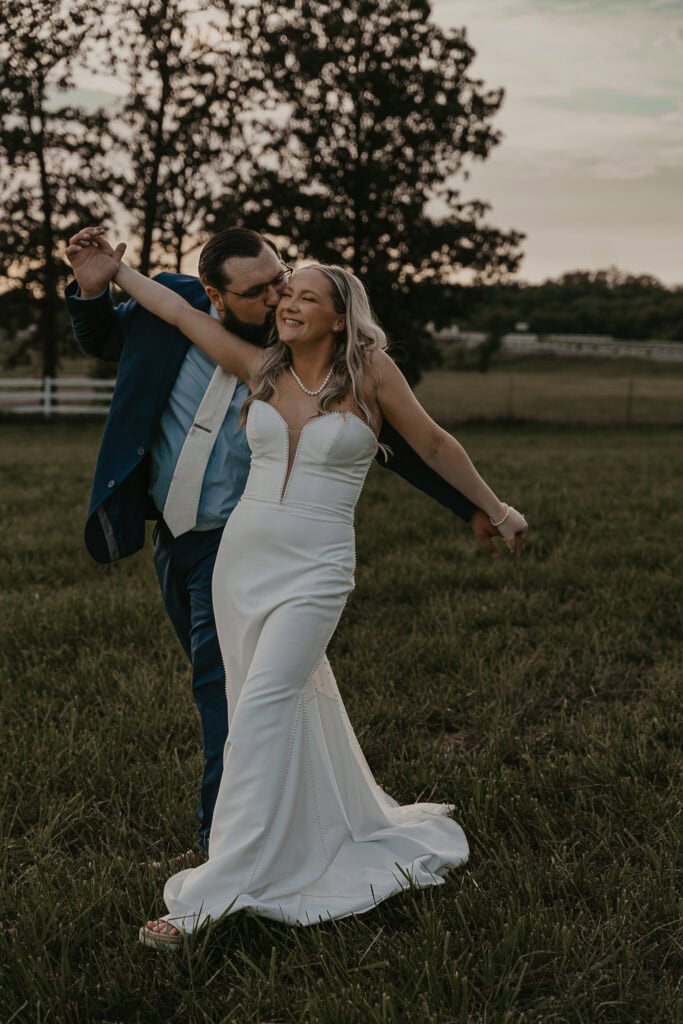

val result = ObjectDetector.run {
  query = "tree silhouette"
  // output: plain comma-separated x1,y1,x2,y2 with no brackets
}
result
455,269,683,342
0,0,114,377
107,0,275,276
232,0,523,382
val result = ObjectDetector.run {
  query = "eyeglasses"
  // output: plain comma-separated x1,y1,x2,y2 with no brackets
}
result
223,266,293,301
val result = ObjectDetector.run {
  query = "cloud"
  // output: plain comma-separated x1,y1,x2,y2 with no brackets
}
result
46,87,123,114
431,0,683,282
530,0,681,13
536,88,678,117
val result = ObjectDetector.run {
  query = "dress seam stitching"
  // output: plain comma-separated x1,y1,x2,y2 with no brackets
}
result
304,703,330,865
245,694,305,891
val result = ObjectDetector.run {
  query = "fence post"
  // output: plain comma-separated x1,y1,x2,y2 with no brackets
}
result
625,379,634,424
42,376,54,419
507,375,516,419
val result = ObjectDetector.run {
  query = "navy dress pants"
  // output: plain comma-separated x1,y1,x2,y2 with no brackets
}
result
153,519,226,852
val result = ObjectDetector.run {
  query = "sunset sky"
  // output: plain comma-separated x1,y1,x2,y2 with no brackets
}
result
72,0,683,285
434,0,683,284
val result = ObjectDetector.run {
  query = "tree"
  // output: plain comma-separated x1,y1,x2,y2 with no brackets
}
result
234,0,523,382
454,269,683,341
107,0,275,276
0,0,114,377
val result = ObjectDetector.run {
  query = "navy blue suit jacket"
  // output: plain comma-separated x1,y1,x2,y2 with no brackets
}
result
66,274,476,564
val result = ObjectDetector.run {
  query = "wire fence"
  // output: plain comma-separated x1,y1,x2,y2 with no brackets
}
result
438,331,683,364
0,371,682,425
415,369,683,426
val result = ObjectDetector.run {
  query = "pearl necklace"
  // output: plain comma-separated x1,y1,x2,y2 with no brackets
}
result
289,364,332,396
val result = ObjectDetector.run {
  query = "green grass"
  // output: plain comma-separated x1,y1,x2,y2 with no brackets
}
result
1,419,681,1023
4,353,683,427
416,363,683,425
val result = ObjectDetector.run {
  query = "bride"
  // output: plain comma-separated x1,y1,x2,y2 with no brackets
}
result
70,228,527,948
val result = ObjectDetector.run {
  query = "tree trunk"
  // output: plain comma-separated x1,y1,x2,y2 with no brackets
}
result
34,103,59,381
139,69,172,276
174,221,184,274
350,36,368,278
40,267,59,381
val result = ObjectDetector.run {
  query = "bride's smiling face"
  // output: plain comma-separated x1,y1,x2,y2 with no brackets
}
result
276,268,345,348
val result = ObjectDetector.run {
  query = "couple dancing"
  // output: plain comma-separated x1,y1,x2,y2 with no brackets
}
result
66,225,527,949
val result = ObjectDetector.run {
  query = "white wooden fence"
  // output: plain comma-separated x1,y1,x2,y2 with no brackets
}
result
2,328,683,417
0,377,116,416
433,329,683,363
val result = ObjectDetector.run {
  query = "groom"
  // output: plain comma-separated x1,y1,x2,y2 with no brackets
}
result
65,225,503,856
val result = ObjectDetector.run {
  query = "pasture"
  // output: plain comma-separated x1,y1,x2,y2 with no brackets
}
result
416,360,683,425
1,413,681,1024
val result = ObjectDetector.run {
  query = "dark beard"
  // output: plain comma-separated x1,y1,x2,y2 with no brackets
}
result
220,307,275,348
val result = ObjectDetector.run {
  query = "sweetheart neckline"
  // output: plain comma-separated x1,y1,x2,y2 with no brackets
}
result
251,398,379,444
250,398,378,503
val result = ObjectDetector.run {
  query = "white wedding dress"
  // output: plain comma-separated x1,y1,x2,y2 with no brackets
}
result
163,399,468,930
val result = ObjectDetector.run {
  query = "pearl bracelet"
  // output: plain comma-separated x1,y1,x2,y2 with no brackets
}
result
489,503,510,528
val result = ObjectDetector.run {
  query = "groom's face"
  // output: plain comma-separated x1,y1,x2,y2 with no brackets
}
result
204,248,289,347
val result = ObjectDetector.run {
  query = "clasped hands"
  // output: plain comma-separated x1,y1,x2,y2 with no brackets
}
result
471,507,527,560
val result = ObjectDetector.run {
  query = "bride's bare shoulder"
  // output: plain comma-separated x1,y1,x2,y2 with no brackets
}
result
366,348,393,369
355,350,396,430
364,348,404,391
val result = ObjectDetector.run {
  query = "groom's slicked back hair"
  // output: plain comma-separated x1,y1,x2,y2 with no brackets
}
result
199,228,280,290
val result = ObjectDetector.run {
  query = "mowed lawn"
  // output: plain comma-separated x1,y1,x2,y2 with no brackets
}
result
0,417,681,1024
415,360,683,425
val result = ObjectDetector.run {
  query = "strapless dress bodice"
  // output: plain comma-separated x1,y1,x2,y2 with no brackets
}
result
242,399,378,523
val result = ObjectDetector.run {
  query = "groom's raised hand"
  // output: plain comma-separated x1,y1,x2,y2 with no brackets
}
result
64,226,126,298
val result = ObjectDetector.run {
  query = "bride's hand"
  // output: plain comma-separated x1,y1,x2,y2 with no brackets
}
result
495,505,528,557
64,226,127,296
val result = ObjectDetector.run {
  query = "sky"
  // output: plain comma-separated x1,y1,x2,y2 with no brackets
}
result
71,0,683,286
431,0,683,283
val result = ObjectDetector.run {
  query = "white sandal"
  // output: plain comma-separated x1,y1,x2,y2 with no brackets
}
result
138,920,182,950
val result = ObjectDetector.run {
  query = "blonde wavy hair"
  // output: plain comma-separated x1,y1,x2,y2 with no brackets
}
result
241,264,388,436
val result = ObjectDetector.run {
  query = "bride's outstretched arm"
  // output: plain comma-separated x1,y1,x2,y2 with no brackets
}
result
373,350,527,551
67,227,262,385
115,261,262,383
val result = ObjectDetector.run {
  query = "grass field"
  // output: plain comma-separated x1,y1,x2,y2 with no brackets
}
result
416,361,683,425
3,353,683,426
1,418,681,1024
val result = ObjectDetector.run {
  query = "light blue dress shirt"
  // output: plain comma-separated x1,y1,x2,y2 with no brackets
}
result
148,308,252,530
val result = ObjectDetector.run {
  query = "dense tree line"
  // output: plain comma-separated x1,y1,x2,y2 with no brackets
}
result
449,269,683,342
0,0,521,381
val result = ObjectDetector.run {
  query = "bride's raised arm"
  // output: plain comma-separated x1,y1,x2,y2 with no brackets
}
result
117,261,262,385
372,349,527,552
69,228,263,386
